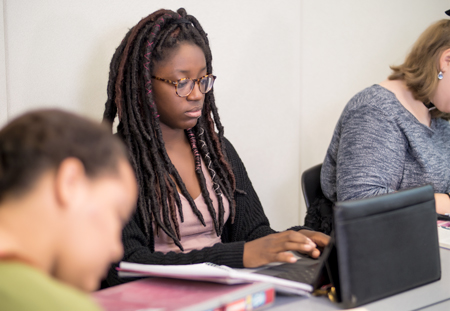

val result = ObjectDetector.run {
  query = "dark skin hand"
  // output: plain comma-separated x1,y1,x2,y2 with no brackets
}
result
243,229,330,268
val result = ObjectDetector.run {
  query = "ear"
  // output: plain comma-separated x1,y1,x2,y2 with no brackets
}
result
54,158,87,210
439,48,450,73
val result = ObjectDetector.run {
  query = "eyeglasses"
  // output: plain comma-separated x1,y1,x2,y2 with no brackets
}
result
151,74,216,97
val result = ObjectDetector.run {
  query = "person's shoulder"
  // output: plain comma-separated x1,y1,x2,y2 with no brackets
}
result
342,84,400,120
221,137,246,174
222,137,238,158
349,84,398,109
222,136,234,149
0,261,101,311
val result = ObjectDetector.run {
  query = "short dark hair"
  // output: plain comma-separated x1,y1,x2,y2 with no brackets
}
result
0,109,128,202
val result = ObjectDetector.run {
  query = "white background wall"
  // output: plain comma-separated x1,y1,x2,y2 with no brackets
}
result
1,0,449,230
0,0,7,126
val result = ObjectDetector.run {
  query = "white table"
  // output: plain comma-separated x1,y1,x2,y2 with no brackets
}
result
269,248,450,310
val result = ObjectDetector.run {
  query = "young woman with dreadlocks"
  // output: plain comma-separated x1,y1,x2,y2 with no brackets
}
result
102,8,329,287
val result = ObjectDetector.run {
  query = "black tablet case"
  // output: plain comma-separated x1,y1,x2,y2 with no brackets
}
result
327,185,441,308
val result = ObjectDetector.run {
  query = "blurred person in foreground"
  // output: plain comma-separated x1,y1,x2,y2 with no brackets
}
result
0,109,137,311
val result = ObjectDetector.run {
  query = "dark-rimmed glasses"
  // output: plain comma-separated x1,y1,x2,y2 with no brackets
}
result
151,74,216,97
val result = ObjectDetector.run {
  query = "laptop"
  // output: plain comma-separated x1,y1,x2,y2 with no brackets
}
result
251,241,332,291
252,185,441,308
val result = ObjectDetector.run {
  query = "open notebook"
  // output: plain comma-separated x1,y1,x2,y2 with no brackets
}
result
118,260,314,296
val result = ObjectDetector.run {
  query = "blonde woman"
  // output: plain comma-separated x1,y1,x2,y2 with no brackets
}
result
321,15,450,216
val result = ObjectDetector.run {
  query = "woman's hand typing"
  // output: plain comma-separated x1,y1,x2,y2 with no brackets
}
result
243,230,330,268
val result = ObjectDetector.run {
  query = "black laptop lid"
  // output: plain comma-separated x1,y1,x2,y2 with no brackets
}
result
332,185,441,308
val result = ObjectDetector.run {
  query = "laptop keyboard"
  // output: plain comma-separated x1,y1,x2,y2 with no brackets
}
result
255,260,322,285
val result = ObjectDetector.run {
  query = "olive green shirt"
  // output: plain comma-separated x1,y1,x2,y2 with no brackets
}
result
0,261,101,311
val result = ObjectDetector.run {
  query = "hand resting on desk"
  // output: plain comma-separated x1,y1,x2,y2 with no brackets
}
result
434,193,450,215
243,230,330,268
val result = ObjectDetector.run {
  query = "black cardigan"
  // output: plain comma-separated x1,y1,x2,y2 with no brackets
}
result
105,138,306,287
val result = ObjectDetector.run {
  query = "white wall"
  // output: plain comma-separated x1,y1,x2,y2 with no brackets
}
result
1,0,449,230
0,0,7,126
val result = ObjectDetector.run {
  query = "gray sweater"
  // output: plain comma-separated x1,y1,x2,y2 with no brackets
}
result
321,84,450,203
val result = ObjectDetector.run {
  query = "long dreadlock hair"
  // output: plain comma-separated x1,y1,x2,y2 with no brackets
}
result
103,8,236,251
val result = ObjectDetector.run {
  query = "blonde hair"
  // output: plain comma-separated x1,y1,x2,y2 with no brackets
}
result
389,19,450,119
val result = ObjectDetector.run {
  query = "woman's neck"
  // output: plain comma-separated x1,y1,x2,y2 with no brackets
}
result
379,79,431,127
0,202,56,275
159,124,189,151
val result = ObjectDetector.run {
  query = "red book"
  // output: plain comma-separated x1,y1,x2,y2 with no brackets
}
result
92,278,275,311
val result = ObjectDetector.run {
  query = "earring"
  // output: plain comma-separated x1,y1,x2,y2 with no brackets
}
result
438,71,444,80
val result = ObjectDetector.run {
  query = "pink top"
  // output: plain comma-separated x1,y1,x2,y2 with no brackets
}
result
153,159,230,253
